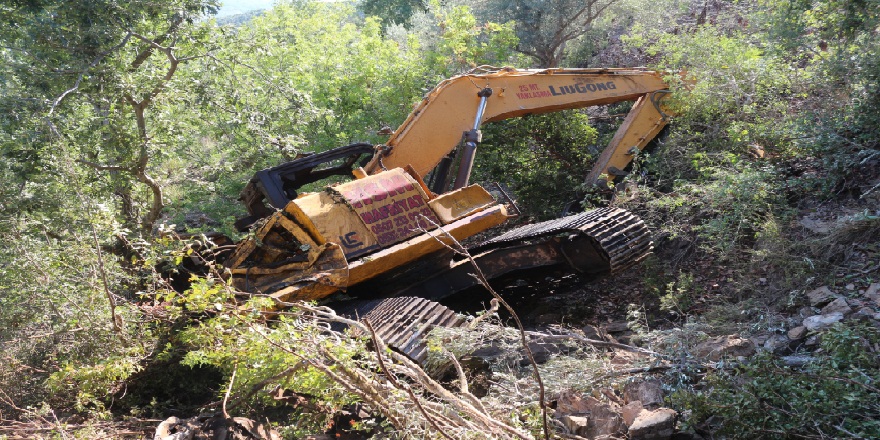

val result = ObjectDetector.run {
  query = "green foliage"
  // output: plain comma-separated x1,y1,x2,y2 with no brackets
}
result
408,2,520,73
671,322,880,438
0,203,151,414
658,271,697,316
472,0,617,67
360,0,428,27
177,306,371,436
475,111,598,219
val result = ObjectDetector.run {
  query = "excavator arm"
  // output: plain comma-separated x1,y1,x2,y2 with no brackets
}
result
363,67,674,186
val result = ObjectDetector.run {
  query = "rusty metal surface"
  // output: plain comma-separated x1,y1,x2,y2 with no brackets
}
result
335,297,465,364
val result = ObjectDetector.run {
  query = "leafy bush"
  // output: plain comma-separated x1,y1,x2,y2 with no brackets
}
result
475,110,599,219
671,322,880,438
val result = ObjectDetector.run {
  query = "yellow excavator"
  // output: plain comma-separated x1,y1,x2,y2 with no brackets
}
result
224,67,677,359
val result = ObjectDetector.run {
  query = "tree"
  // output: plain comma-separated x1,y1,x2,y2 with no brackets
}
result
360,0,429,27
0,0,220,415
0,0,220,233
470,0,619,67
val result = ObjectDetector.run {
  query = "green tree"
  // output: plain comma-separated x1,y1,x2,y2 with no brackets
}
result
0,0,220,233
470,0,619,67
0,0,220,415
360,0,429,27
475,111,598,219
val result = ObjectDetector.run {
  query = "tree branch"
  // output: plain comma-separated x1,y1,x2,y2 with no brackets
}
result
76,159,131,172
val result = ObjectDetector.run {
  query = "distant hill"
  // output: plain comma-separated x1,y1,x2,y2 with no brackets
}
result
216,9,265,26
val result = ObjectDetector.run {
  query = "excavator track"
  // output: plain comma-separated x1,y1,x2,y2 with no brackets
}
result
334,297,465,364
338,208,652,364
377,207,653,299
476,207,653,275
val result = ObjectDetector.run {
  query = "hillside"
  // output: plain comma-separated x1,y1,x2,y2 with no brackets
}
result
1,0,878,439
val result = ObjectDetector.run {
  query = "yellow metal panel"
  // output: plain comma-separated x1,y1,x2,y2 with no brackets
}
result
584,93,669,185
348,205,509,285
291,191,380,258
264,243,349,303
427,185,496,224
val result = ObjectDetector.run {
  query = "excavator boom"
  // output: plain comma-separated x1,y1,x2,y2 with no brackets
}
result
364,67,673,186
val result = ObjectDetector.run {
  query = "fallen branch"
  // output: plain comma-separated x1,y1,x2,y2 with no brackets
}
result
419,218,551,440
523,330,667,358
364,319,454,440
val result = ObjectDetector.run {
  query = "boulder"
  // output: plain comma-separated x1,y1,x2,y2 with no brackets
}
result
555,393,601,415
806,286,837,307
694,335,756,361
628,408,677,440
797,306,816,319
560,415,589,435
802,313,844,331
820,297,852,316
865,283,880,306
622,401,645,426
787,326,808,340
586,402,625,438
623,379,664,409
582,324,603,340
763,334,791,354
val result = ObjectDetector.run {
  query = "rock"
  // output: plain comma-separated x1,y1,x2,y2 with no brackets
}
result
622,401,645,426
582,324,603,340
694,335,756,361
155,415,281,440
555,393,601,415
469,343,504,359
623,379,664,409
628,408,677,440
605,321,631,333
820,297,852,316
846,283,856,290
155,417,193,440
586,402,625,438
853,307,877,321
807,286,837,307
787,326,808,340
556,397,624,438
763,334,791,354
802,312,844,331
782,355,814,368
797,306,816,319
865,283,880,306
749,332,770,347
520,343,552,365
560,415,589,435
519,341,574,366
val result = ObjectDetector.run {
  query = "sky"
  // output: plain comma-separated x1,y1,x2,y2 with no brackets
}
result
216,0,277,17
